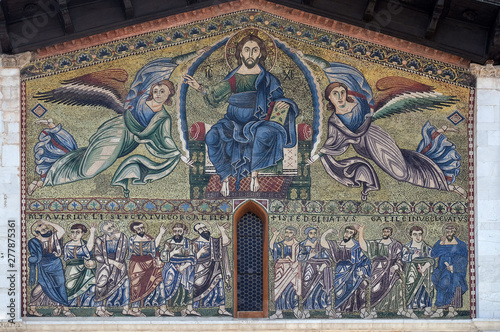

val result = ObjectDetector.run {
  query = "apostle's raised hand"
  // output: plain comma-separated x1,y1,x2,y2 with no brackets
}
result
306,154,319,166
181,155,194,168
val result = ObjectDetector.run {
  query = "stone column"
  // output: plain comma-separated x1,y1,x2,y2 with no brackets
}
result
0,52,32,323
470,62,500,319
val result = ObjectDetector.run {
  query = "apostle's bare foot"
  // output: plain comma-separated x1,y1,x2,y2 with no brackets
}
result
95,307,111,317
220,178,229,197
28,180,44,195
155,308,175,317
270,310,283,319
293,308,302,319
180,308,201,316
218,309,232,316
430,308,444,318
52,306,62,316
62,307,76,317
250,173,260,192
28,306,43,317
122,308,146,317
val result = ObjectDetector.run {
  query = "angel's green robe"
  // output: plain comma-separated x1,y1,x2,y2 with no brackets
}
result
43,107,181,197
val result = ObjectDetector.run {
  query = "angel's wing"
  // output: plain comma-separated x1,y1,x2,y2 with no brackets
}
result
34,69,129,114
372,76,458,121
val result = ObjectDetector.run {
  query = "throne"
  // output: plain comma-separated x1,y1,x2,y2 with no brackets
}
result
188,122,312,200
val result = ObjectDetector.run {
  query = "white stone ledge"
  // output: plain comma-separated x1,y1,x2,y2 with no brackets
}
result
0,319,495,331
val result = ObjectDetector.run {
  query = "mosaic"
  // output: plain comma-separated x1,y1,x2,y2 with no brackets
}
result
21,8,474,319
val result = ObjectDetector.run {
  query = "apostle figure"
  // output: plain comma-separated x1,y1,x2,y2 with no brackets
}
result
297,227,333,318
94,221,130,317
160,223,198,316
184,30,299,196
402,225,435,318
63,223,97,308
430,225,468,318
128,222,166,316
321,226,371,318
28,220,74,317
192,223,232,316
358,225,405,318
269,226,302,319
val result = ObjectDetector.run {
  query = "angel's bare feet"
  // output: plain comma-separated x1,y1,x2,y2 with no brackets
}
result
449,184,467,199
250,172,260,192
28,180,44,195
437,125,458,134
220,178,229,197
35,118,56,129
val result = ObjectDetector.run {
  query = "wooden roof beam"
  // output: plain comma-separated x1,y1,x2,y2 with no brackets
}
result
425,0,445,39
0,5,11,53
364,0,378,22
122,0,134,19
58,0,74,34
488,9,500,63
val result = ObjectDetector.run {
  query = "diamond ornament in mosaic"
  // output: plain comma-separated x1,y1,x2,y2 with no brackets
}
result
448,110,466,125
30,103,48,118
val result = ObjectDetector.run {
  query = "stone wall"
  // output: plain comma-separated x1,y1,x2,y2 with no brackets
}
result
0,53,31,326
471,63,500,320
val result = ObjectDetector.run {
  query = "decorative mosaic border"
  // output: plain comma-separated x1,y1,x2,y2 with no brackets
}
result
20,10,475,87
24,198,469,216
25,198,233,214
21,81,28,315
467,89,476,319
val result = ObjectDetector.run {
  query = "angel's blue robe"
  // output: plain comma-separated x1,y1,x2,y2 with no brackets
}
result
317,61,461,198
37,57,193,197
42,107,180,197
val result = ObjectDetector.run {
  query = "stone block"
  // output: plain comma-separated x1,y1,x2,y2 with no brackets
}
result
477,146,500,162
477,89,500,107
0,74,19,87
3,111,19,123
2,182,20,200
2,100,20,112
477,131,489,146
487,130,500,146
476,77,500,89
477,105,497,123
491,162,500,177
478,222,500,230
477,121,500,131
0,68,20,77
7,123,19,134
0,170,15,184
3,132,19,144
477,161,493,177
478,284,500,304
478,200,500,221
477,176,500,199
477,231,500,255
1,145,19,167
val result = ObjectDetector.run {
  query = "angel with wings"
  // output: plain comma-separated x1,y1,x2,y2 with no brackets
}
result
302,56,464,200
28,52,204,197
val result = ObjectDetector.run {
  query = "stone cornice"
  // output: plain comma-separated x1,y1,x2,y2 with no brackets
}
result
0,52,32,68
34,0,469,68
4,320,500,331
470,62,500,78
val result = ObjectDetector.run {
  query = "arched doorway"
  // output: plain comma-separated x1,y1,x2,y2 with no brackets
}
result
233,200,268,318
